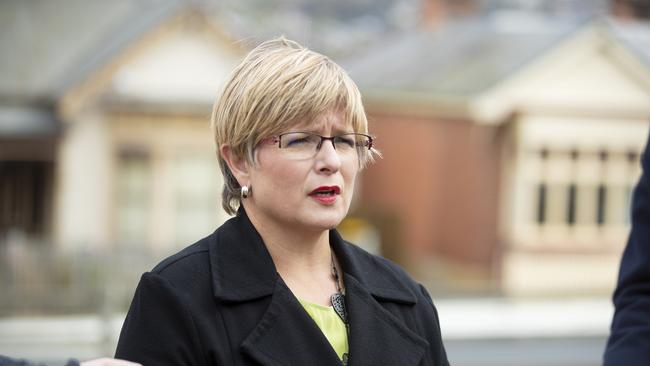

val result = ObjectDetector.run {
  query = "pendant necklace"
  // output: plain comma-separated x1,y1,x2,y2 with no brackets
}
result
331,252,349,365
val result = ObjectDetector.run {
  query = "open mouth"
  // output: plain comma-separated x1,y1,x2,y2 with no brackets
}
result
309,186,341,196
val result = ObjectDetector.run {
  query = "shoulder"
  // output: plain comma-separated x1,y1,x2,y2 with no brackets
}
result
146,231,216,292
337,238,424,304
344,241,416,283
155,212,252,271
152,235,212,274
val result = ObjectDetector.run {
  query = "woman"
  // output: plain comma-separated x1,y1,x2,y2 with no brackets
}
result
115,37,449,366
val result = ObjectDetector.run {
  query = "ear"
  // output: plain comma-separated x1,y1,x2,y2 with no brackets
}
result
220,145,251,186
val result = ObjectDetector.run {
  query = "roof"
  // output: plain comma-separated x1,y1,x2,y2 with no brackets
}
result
0,0,183,137
606,17,650,67
0,104,61,138
0,0,412,103
0,0,181,102
344,12,650,99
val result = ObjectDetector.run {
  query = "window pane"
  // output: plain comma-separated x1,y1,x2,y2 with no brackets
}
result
566,183,577,226
546,183,568,225
174,154,219,245
606,185,628,226
116,151,150,245
624,185,633,224
536,183,546,225
596,184,606,226
575,185,597,226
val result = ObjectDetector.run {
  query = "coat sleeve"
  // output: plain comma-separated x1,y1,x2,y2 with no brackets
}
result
604,131,650,366
115,272,208,366
0,356,78,366
419,284,450,366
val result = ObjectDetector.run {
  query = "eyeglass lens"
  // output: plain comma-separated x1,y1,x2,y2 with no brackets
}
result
278,132,370,159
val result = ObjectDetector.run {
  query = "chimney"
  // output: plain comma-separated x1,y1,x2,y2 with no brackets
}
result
420,0,448,28
611,0,650,20
420,0,482,28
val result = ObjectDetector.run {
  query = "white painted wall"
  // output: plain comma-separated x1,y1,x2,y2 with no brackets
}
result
110,31,239,104
54,110,112,249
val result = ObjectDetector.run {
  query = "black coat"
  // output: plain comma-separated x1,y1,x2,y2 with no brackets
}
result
605,132,650,365
115,210,449,366
0,356,78,366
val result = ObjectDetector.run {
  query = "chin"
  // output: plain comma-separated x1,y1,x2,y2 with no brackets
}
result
308,211,347,230
310,221,343,232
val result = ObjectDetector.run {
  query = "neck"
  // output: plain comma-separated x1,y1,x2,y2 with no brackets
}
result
243,205,338,305
245,205,331,270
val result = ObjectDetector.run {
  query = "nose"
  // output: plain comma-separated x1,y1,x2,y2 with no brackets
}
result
314,138,341,174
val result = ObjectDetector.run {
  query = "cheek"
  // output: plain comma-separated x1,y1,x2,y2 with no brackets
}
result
343,165,359,197
253,156,309,195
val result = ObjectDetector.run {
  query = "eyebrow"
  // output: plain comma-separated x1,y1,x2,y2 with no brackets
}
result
293,122,354,133
288,115,354,135
291,129,355,136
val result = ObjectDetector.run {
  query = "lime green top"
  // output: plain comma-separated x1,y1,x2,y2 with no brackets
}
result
298,298,349,360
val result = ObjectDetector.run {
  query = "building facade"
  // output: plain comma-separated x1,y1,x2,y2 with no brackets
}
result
350,17,650,295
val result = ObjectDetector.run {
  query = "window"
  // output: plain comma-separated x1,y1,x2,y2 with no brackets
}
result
533,147,639,229
115,149,151,245
0,161,53,239
596,184,607,226
536,183,546,224
567,183,577,226
173,154,220,245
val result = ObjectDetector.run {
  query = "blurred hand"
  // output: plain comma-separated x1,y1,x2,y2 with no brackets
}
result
81,358,142,366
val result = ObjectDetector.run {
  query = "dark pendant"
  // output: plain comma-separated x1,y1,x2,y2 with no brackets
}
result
331,292,347,323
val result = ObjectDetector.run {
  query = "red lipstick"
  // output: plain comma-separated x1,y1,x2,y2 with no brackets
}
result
309,186,340,205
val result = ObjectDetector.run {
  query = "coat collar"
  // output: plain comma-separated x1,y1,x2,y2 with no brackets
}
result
209,208,416,305
209,209,428,365
239,274,428,366
209,208,278,302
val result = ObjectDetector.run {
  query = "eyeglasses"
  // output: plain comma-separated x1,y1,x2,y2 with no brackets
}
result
262,131,373,160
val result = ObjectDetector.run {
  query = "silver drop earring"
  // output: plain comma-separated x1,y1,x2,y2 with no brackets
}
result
241,185,250,199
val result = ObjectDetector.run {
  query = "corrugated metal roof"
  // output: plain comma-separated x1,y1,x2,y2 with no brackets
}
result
0,0,180,101
345,13,650,98
2,2,648,105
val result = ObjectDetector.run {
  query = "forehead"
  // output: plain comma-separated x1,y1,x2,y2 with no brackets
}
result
291,110,351,132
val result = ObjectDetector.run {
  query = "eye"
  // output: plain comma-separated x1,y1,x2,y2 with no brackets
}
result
281,133,318,148
334,135,356,148
286,137,309,146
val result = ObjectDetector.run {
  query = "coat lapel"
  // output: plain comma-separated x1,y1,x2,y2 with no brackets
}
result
344,275,429,366
240,280,343,366
330,230,430,366
210,210,342,365
210,210,429,365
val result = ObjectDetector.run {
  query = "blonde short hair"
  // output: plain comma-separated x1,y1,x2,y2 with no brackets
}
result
211,37,377,215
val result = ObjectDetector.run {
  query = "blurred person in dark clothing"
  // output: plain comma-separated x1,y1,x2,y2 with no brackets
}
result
604,130,650,365
0,356,140,366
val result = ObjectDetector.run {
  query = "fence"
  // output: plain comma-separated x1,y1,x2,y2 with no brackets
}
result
0,241,160,317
